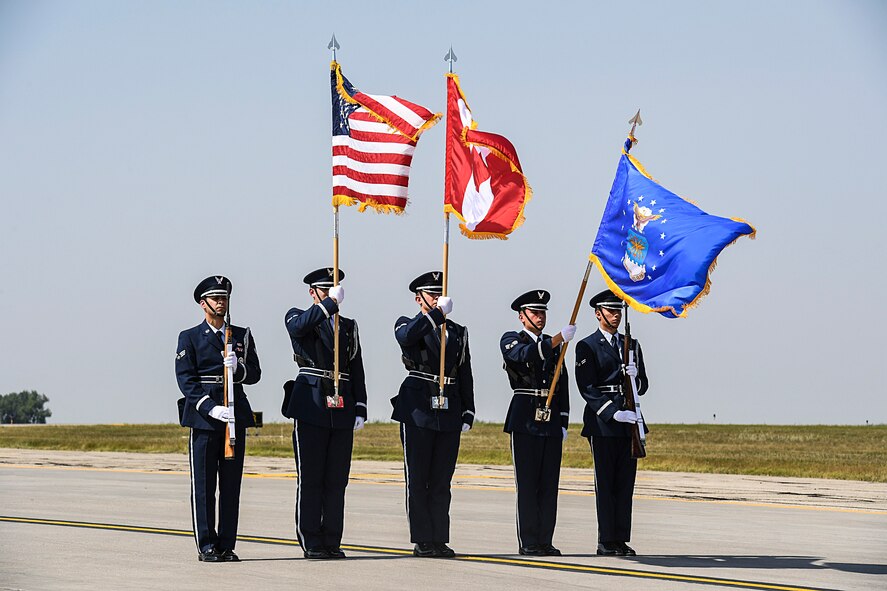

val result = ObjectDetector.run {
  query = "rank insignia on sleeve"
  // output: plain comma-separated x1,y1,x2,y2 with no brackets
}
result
176,350,186,360
505,340,518,350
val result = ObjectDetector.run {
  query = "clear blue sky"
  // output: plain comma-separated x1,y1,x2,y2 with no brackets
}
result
2,1,885,424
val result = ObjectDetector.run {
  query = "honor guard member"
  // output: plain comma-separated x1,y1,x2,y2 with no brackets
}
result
501,290,576,556
175,276,261,562
392,271,475,558
282,267,368,560
574,289,648,557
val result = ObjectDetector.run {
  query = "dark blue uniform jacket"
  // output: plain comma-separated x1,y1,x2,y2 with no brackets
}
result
501,330,570,437
574,328,648,438
175,321,260,431
282,297,368,429
391,308,475,432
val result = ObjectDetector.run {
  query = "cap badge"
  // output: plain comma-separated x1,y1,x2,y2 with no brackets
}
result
432,272,440,281
537,291,545,300
215,276,224,285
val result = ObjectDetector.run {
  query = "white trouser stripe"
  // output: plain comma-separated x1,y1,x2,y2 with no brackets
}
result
189,429,200,551
401,423,411,533
293,420,304,546
510,434,523,547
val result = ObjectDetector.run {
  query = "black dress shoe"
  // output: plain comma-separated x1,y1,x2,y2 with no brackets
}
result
540,544,562,556
518,545,544,556
217,549,240,562
303,548,331,559
432,542,455,558
596,542,620,556
413,542,436,557
618,542,636,556
198,548,223,562
326,547,347,559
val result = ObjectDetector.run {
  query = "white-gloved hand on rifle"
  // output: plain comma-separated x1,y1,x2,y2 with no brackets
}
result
613,410,638,424
223,352,238,370
209,406,231,422
623,362,638,378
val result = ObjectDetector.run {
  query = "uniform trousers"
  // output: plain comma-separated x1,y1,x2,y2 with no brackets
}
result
189,426,246,554
589,435,637,543
511,431,562,548
400,423,461,543
292,420,354,550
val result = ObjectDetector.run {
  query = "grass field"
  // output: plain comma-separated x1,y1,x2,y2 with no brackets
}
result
1,422,885,482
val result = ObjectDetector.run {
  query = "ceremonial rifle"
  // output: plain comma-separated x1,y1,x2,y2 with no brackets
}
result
536,260,592,422
622,303,646,458
222,286,236,460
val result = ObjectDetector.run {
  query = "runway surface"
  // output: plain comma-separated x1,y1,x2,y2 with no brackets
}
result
1,449,885,590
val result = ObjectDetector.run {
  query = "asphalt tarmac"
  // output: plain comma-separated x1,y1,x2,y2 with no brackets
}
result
1,449,885,590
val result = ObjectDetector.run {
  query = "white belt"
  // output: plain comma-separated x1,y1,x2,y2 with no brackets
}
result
597,385,621,394
199,376,223,384
408,370,455,385
514,388,548,397
299,368,350,382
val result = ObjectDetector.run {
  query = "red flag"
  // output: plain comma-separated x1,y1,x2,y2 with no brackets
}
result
444,74,531,239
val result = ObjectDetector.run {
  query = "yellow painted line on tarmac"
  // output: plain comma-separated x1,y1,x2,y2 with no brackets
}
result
0,515,830,591
2,463,884,515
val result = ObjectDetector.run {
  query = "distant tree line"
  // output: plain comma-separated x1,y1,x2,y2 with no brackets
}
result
1,391,52,424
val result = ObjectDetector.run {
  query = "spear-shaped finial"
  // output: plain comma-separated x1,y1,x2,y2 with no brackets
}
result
444,45,457,73
628,109,643,143
328,34,340,62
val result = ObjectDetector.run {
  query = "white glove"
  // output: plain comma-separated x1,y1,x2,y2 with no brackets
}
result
437,296,453,315
623,363,638,378
562,427,568,441
223,352,238,369
209,405,230,422
461,422,471,432
353,416,365,431
329,285,345,305
613,410,638,424
560,324,577,342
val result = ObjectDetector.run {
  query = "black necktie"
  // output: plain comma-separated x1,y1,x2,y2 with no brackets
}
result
611,334,620,355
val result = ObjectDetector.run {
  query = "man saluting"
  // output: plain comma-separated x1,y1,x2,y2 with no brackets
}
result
175,276,261,563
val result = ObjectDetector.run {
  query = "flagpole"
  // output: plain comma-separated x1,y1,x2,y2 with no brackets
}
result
332,205,341,401
437,213,450,406
437,46,458,408
330,34,342,404
538,260,592,421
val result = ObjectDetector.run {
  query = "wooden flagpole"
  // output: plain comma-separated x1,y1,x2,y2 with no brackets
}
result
330,34,342,404
437,47,458,408
538,260,592,421
333,205,340,402
437,213,450,406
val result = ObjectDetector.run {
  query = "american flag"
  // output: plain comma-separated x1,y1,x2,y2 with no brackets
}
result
331,62,440,213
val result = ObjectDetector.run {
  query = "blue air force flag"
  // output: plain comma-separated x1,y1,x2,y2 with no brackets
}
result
590,139,755,318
